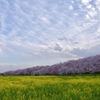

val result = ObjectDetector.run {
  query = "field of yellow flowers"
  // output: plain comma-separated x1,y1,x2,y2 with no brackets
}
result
0,75,100,100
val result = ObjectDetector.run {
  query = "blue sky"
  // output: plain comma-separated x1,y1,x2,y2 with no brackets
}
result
0,0,100,72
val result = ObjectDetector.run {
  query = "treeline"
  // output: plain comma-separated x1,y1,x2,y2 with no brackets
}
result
0,55,100,75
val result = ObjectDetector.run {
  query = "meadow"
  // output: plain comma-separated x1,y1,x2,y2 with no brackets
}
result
0,75,100,100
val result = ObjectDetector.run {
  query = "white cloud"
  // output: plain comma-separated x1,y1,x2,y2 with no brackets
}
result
87,4,92,9
81,0,91,5
69,5,73,10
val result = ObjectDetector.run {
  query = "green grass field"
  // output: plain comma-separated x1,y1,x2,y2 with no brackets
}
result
0,75,100,100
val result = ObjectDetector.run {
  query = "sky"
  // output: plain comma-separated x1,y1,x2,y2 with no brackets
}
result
0,0,100,72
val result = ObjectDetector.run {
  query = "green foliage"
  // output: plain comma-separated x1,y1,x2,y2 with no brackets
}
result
0,75,100,100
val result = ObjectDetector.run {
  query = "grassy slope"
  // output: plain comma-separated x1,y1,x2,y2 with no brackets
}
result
0,75,100,100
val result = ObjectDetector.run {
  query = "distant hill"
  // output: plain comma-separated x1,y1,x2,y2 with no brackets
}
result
1,55,100,75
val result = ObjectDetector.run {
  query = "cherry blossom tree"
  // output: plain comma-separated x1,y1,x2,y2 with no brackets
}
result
1,55,100,75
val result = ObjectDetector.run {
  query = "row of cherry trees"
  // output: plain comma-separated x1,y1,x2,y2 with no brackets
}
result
1,55,100,75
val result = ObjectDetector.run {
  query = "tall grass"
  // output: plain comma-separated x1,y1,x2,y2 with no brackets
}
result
0,75,100,100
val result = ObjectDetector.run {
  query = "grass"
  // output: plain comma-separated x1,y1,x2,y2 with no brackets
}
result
0,75,100,100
